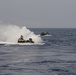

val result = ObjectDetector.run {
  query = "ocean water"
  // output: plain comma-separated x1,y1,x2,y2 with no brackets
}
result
0,28,76,75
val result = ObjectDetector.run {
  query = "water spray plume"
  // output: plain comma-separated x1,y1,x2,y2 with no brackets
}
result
0,25,42,44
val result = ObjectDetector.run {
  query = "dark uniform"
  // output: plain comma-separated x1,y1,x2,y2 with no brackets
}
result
18,35,34,43
18,35,25,43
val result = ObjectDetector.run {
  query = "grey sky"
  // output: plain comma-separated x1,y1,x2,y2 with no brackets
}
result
0,0,76,28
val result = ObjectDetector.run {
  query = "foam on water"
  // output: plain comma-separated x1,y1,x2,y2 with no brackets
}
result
44,34,52,36
0,25,43,45
38,34,52,37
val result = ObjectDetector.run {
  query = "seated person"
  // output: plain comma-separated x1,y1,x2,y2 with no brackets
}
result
25,38,34,43
18,35,25,43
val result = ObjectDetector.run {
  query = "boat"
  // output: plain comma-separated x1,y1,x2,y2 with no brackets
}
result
40,32,49,36
18,35,34,43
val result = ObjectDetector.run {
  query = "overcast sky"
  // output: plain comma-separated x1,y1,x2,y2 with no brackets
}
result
0,0,76,28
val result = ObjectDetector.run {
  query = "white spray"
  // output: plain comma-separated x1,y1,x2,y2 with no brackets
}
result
0,25,42,44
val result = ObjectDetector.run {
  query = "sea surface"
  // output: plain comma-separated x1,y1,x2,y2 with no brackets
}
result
0,28,76,75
